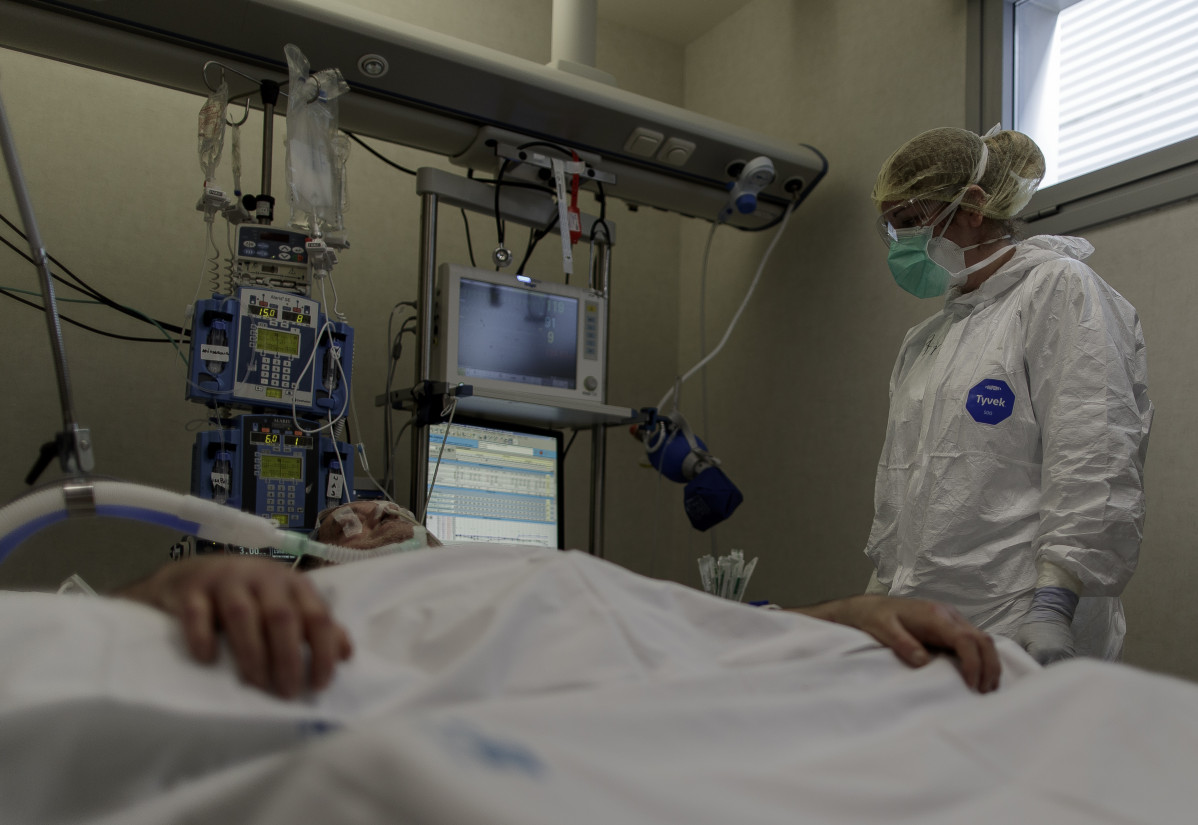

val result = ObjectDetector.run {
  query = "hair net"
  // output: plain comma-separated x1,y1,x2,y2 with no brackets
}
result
871,127,1045,220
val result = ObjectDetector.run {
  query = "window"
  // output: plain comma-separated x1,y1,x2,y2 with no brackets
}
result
972,0,1198,234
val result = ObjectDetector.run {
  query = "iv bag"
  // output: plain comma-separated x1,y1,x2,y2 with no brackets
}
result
284,43,350,236
197,80,228,184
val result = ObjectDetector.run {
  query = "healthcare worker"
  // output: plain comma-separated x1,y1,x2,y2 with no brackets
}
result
866,126,1153,664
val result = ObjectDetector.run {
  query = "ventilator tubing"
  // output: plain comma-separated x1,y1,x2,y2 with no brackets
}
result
0,480,337,565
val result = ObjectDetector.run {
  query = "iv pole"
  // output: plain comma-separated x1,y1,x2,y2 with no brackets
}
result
0,72,95,485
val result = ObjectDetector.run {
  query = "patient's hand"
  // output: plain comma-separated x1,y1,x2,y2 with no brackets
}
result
117,556,353,698
792,596,1001,693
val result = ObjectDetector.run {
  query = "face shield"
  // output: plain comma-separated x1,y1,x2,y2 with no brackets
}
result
876,182,973,248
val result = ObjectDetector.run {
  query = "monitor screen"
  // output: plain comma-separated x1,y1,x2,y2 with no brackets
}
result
424,417,564,548
456,277,579,389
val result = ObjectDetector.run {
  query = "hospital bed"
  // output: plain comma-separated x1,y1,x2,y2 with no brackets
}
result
2,543,1196,824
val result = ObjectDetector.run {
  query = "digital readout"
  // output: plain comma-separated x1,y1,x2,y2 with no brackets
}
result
251,432,313,448
250,305,277,318
282,310,309,324
255,328,300,356
259,454,302,480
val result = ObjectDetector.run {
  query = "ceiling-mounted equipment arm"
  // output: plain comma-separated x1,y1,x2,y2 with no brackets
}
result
0,0,828,228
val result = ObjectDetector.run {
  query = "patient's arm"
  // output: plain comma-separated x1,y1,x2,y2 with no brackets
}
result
792,596,1001,693
117,556,353,698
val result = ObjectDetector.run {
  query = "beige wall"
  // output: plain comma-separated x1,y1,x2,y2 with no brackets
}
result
666,0,1198,682
2,0,1196,683
0,0,684,589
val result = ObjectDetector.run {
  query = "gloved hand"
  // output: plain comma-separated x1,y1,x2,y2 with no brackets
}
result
1016,585,1079,665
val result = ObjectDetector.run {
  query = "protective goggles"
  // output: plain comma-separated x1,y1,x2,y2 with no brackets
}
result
875,189,965,247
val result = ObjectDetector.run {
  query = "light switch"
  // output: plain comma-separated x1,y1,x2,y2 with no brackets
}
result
657,137,696,166
624,127,664,157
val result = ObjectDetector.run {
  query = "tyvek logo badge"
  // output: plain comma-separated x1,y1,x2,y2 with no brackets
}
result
966,379,1014,425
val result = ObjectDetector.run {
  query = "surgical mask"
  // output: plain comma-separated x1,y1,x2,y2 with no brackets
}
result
887,226,956,299
887,215,1013,299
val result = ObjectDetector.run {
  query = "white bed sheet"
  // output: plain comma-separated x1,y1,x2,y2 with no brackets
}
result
1,543,1196,824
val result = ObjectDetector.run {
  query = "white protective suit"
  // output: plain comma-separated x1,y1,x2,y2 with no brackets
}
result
865,235,1152,659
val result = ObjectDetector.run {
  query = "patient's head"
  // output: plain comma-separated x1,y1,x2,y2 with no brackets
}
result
302,501,441,569
314,500,423,548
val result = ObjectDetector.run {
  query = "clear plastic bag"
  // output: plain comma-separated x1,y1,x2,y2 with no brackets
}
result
197,79,228,184
284,43,350,236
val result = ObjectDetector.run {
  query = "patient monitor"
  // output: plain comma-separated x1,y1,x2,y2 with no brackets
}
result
432,264,607,406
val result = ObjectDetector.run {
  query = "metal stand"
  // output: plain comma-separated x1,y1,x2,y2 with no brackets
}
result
0,73,94,483
405,167,628,556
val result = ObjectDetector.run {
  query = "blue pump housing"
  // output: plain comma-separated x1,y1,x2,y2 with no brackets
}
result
186,288,354,416
191,414,354,532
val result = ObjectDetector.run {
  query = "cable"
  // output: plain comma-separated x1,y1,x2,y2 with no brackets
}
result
325,270,347,321
697,216,720,433
515,211,560,275
561,428,580,460
344,359,398,506
342,131,418,175
0,214,191,336
289,279,348,437
420,395,458,524
657,196,800,411
381,301,417,492
696,217,722,557
328,415,352,508
222,219,237,294
0,287,184,345
493,158,511,256
1,287,100,306
461,208,477,268
491,141,577,264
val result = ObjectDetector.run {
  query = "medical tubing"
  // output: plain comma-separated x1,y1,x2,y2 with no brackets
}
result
698,216,719,426
657,199,798,410
291,318,348,436
421,397,459,523
0,480,335,564
345,359,400,506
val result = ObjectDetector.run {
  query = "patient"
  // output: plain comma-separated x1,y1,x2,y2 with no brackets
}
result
310,499,441,556
118,500,1000,699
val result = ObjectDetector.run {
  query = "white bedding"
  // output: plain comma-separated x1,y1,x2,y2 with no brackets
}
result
1,543,1196,824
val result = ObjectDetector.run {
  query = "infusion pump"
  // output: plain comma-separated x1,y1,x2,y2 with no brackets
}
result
191,413,352,531
234,224,310,291
187,286,354,416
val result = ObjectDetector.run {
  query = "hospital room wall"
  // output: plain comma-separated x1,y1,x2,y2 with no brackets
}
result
4,0,1193,683
653,0,1198,682
0,0,688,590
